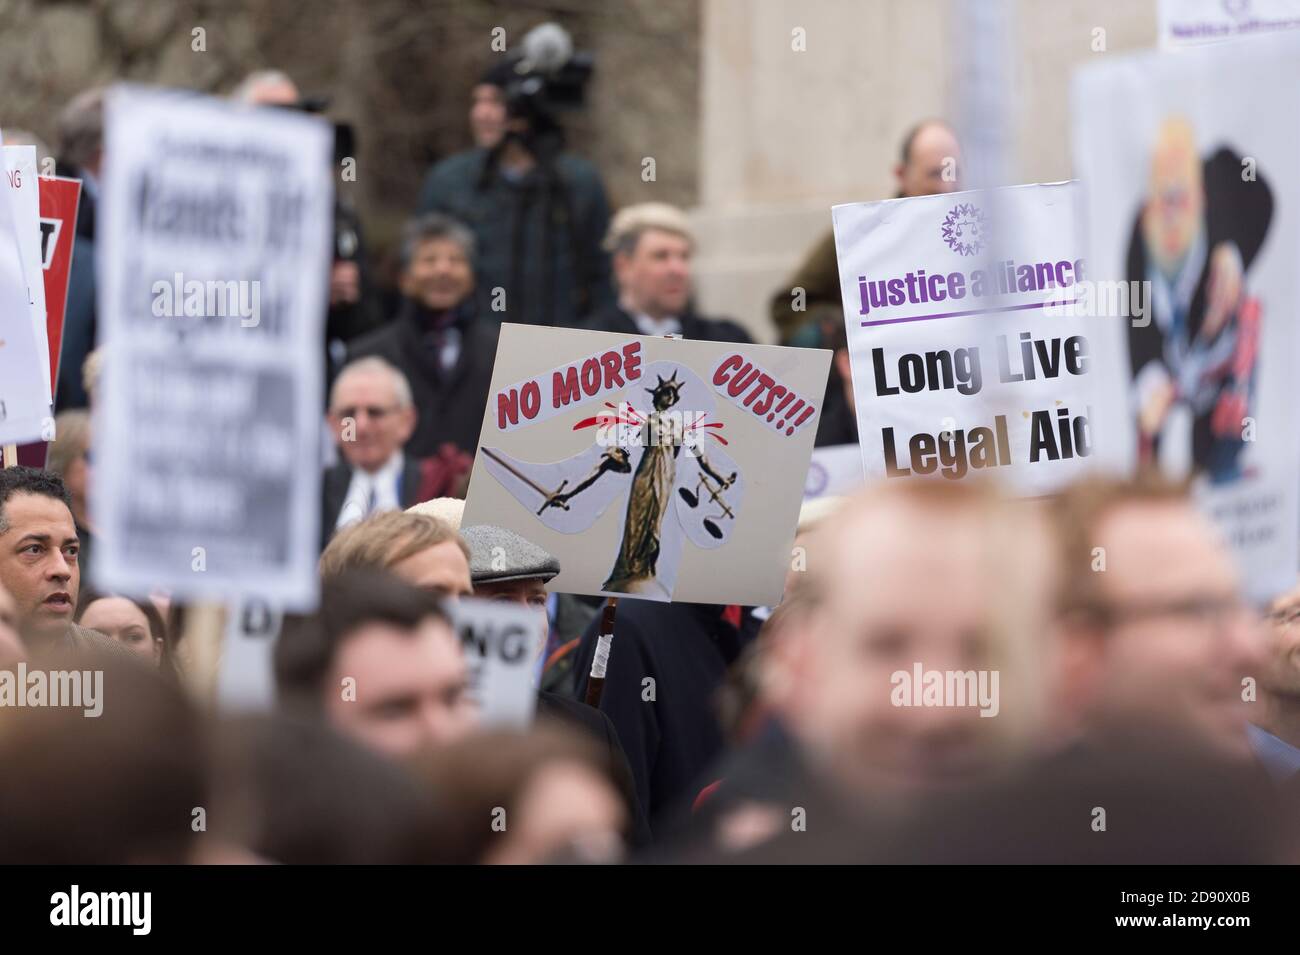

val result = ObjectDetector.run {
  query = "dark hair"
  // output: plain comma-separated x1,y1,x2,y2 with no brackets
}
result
408,726,621,864
0,466,72,534
274,569,453,710
209,714,446,864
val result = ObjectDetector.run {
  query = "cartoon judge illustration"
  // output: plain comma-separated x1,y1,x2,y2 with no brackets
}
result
1126,117,1273,484
481,363,744,601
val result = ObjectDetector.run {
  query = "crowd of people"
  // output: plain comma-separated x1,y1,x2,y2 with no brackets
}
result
1,29,1298,866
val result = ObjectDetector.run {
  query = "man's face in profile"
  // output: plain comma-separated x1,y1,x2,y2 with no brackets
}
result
0,493,81,643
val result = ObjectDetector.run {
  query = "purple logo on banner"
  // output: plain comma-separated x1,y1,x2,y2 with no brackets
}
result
941,203,986,256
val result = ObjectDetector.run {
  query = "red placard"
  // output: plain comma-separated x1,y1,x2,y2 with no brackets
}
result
16,176,81,468
39,175,81,394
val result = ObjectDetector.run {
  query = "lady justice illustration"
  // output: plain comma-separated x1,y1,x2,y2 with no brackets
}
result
480,362,745,600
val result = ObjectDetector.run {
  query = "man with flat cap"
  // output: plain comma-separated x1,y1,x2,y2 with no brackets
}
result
460,524,649,844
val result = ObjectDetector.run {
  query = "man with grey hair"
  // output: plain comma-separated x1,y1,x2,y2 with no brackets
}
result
346,213,497,459
583,202,750,345
321,356,469,549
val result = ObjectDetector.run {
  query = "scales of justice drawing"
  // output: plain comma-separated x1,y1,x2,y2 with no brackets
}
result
481,361,746,601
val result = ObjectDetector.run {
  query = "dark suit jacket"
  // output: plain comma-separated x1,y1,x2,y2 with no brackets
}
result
320,457,425,551
572,601,758,836
345,299,499,459
580,304,753,345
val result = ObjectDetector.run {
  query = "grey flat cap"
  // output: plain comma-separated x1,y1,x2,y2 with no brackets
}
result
461,524,561,585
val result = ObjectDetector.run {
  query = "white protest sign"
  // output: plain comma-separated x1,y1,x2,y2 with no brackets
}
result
1074,32,1300,601
94,86,332,608
452,598,543,728
216,597,283,712
1159,0,1300,48
462,325,830,606
0,141,52,446
803,443,864,500
832,181,1099,496
2,145,51,404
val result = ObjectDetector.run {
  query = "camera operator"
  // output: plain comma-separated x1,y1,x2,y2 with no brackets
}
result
416,23,614,329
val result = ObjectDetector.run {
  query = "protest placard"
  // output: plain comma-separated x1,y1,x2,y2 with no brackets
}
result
38,175,81,394
1074,32,1300,600
93,86,333,608
803,444,864,501
216,597,283,712
1159,0,1300,48
462,325,830,606
832,181,1098,496
0,138,52,447
3,144,51,406
452,598,544,728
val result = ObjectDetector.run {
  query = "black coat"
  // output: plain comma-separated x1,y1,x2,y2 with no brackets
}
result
345,299,499,459
417,148,615,328
814,362,859,447
572,601,759,837
580,304,753,345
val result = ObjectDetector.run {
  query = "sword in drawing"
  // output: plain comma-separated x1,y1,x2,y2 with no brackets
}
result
481,447,572,515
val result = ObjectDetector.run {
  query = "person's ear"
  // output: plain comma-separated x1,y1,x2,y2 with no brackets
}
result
612,249,632,284
396,404,417,443
326,410,344,442
893,162,906,191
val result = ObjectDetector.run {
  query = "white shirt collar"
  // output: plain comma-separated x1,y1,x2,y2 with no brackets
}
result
336,451,405,530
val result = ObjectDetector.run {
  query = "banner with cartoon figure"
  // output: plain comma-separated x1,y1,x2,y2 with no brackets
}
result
462,325,830,606
1074,32,1300,600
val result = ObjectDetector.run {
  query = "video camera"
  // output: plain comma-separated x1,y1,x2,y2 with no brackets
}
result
497,23,595,149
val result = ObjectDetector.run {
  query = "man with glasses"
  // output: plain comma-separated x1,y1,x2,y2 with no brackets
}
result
322,356,470,548
1049,473,1264,762
1249,580,1300,787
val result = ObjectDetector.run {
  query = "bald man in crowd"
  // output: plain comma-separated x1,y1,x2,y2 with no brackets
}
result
771,119,962,348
